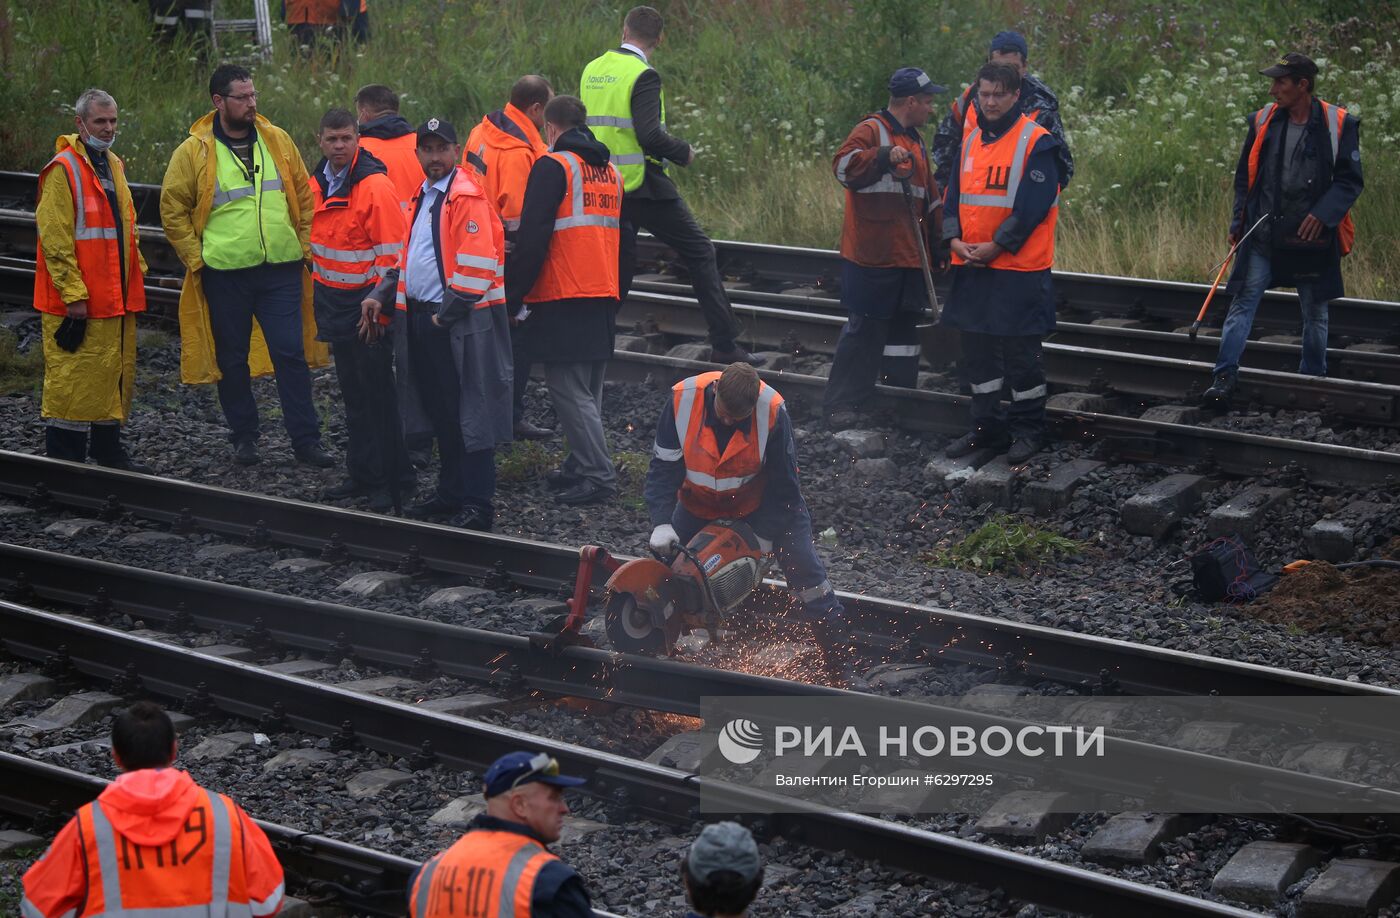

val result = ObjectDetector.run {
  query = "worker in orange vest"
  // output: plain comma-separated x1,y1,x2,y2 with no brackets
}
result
309,107,412,511
283,0,366,46
1202,51,1363,407
21,701,285,918
941,62,1061,464
33,88,151,472
355,83,436,470
464,74,556,442
506,94,622,506
644,363,858,676
409,751,592,917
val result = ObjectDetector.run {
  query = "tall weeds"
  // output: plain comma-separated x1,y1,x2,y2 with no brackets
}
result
3,0,1395,296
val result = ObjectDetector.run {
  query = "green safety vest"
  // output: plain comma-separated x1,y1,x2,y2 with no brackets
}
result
579,48,667,193
202,132,302,270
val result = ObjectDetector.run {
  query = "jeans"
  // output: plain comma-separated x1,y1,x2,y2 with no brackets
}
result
202,262,321,448
671,503,845,627
1214,249,1328,377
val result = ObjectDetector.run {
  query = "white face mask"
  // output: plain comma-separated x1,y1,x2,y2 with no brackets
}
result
83,131,117,153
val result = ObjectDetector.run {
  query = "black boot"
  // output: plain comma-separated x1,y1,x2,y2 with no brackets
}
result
45,425,88,462
1201,371,1237,408
89,424,153,474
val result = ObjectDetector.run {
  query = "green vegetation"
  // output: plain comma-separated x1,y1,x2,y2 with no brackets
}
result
2,1,1395,295
0,329,43,396
922,514,1083,574
495,439,561,484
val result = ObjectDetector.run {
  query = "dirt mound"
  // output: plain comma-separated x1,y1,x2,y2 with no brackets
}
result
1247,538,1400,645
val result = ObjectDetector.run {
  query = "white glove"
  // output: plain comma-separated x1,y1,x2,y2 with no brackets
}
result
650,524,680,554
756,535,774,555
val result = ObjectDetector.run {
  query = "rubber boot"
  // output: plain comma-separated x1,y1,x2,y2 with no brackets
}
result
45,425,88,462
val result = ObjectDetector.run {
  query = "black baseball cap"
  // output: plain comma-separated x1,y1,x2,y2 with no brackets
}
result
416,117,458,145
1260,52,1317,83
888,67,945,98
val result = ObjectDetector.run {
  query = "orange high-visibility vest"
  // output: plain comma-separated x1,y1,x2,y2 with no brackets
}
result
673,372,784,521
358,132,422,213
73,789,279,917
951,113,1057,272
34,147,147,318
393,166,505,312
410,830,559,917
524,152,623,304
1244,100,1355,256
310,149,405,293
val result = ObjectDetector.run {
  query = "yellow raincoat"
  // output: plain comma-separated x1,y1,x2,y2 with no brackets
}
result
35,135,146,422
159,111,329,384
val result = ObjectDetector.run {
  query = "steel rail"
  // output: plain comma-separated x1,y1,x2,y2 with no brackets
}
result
3,165,1399,340
0,752,424,917
6,542,1400,823
0,449,1396,700
6,251,1400,438
0,601,1263,917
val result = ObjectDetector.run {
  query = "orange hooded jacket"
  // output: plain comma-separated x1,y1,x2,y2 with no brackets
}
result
462,103,548,233
21,769,284,917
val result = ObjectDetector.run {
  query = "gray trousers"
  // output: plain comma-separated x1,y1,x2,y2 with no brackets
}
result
544,360,616,489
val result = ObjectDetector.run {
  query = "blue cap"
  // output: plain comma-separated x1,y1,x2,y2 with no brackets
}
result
483,751,586,798
989,30,1029,59
888,67,945,98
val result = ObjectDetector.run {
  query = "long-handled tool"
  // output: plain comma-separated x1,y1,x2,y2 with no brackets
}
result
896,169,941,322
1188,213,1269,340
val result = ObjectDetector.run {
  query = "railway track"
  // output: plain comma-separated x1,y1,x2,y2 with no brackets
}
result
2,600,1266,918
4,170,1399,342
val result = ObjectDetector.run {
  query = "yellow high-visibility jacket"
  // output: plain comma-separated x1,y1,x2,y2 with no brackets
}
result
160,111,329,384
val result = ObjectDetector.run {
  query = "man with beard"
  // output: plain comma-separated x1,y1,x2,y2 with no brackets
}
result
161,63,332,468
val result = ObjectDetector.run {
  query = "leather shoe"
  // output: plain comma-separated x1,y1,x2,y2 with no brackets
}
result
322,479,368,500
556,480,615,506
294,443,334,468
455,507,493,531
710,347,766,367
232,439,260,465
366,489,395,512
1007,436,1046,464
406,496,460,520
408,447,432,470
513,419,553,440
545,468,582,490
945,429,1009,458
824,408,860,431
1201,371,1236,408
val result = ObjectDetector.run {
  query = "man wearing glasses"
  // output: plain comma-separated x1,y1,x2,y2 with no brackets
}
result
161,63,332,468
410,751,593,917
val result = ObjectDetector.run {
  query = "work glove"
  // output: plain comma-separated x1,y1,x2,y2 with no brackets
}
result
54,318,87,353
649,524,680,555
756,535,774,555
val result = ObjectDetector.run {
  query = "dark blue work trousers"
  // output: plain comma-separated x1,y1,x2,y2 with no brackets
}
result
202,262,321,449
404,304,496,517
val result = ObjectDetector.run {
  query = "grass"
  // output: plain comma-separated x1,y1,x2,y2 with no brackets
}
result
495,440,561,484
922,514,1083,575
0,329,43,396
2,1,1396,296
